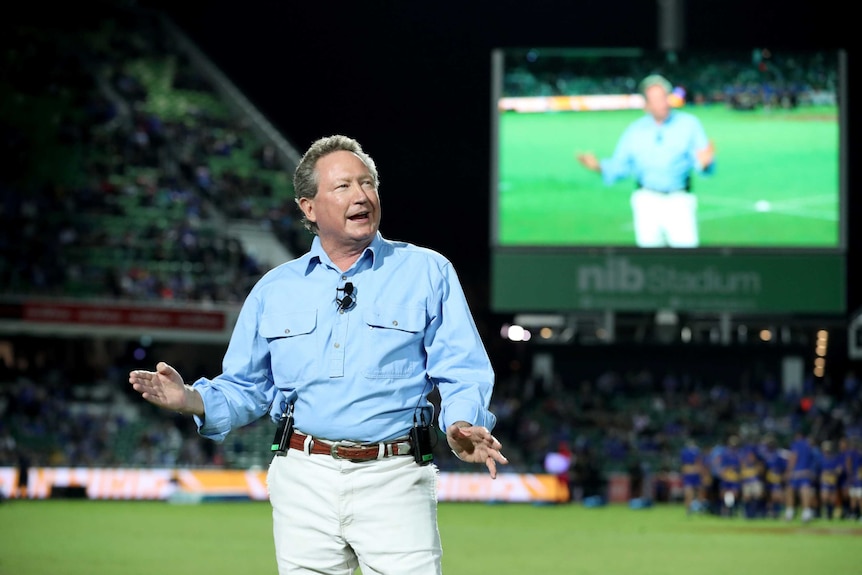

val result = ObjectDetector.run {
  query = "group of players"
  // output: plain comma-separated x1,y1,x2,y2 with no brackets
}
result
680,432,862,522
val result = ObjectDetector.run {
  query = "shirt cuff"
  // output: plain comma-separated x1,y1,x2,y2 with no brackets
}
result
192,379,231,443
440,399,497,432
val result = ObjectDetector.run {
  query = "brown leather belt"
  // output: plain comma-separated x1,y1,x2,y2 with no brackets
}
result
281,432,412,461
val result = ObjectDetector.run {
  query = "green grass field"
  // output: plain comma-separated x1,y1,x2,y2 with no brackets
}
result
1,500,859,575
496,105,840,248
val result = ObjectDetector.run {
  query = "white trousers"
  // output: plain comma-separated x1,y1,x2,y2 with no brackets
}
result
630,189,699,248
267,449,442,575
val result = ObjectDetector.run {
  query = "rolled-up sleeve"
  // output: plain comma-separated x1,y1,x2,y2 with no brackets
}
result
191,289,277,442
425,262,496,432
600,126,636,186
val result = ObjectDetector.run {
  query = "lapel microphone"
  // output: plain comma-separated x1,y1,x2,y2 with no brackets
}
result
336,282,355,311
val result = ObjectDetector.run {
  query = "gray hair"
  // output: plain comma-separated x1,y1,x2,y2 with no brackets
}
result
293,135,380,234
638,74,672,95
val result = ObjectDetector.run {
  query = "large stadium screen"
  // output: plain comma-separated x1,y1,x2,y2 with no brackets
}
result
489,47,847,315
491,47,846,251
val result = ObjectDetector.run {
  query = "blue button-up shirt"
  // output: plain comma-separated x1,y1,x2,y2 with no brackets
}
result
600,109,713,192
192,232,496,443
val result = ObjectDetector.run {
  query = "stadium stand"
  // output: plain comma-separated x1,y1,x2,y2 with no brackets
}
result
1,5,309,303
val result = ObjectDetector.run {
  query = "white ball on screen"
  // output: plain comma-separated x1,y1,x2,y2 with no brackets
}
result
755,200,771,212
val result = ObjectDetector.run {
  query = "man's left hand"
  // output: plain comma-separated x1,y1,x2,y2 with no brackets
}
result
446,422,508,479
697,141,715,170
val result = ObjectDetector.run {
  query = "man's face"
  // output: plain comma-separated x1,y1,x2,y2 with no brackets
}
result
299,150,381,251
644,84,671,123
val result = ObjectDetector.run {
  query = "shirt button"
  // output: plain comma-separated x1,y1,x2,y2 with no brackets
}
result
334,343,340,348
284,329,290,334
392,320,398,326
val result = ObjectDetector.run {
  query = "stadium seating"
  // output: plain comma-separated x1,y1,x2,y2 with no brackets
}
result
0,5,308,304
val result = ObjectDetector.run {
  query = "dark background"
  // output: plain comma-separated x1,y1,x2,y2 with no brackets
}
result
118,1,860,317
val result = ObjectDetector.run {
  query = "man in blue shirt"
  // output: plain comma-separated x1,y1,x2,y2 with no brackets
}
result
577,74,715,248
129,134,507,574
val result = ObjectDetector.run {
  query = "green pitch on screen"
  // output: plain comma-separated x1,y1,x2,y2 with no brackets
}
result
496,105,840,248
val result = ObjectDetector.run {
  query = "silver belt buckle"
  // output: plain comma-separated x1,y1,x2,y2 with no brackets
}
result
329,441,344,460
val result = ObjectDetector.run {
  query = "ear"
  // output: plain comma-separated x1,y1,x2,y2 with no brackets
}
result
298,196,316,223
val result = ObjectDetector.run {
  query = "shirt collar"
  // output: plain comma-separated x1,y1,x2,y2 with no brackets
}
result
304,232,385,275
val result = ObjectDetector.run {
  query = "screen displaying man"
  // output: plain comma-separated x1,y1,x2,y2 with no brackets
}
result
577,74,715,248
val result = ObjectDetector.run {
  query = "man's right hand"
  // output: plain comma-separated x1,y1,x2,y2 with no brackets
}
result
129,361,204,416
576,152,601,172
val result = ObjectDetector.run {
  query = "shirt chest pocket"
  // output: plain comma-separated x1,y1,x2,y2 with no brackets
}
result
259,310,318,384
362,305,426,378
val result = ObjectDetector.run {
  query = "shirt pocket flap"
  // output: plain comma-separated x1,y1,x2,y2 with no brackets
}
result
259,310,317,338
363,305,425,333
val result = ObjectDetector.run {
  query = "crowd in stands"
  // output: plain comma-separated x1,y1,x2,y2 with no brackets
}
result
503,48,839,110
1,4,309,304
0,336,220,471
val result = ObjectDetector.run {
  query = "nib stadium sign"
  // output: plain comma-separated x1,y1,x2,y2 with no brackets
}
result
491,252,845,314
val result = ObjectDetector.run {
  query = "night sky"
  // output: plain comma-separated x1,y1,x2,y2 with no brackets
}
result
142,0,855,316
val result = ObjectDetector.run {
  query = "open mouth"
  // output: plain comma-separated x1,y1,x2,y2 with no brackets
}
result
348,212,370,222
